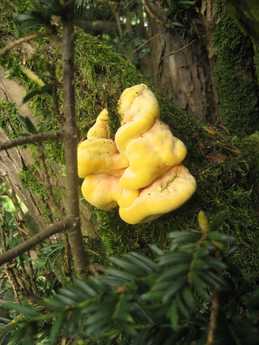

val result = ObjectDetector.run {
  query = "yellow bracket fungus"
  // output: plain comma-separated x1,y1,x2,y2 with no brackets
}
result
78,84,196,224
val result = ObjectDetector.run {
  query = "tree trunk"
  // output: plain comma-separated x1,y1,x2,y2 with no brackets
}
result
145,1,259,131
146,4,217,121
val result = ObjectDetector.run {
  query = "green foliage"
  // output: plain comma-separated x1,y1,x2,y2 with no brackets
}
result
20,166,47,199
0,224,237,345
0,100,30,139
75,31,143,136
163,0,197,32
226,0,259,43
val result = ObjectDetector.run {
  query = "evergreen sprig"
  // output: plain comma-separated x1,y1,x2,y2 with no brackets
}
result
0,213,236,345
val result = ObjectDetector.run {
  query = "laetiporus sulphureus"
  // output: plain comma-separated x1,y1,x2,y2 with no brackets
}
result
78,84,196,224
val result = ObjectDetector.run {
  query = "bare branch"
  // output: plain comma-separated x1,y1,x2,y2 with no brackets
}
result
133,33,161,53
166,40,196,58
0,131,62,151
206,291,220,345
0,217,74,266
75,20,117,35
0,33,39,56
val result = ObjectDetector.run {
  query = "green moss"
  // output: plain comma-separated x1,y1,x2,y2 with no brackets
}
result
75,31,143,137
0,100,28,138
254,46,259,80
20,166,52,219
213,15,259,134
20,166,45,195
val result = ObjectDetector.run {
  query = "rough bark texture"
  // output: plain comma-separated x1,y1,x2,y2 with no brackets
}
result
63,17,88,275
146,2,217,121
145,0,259,129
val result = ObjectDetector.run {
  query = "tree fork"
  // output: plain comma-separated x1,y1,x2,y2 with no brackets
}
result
0,131,62,151
0,217,73,266
62,9,88,276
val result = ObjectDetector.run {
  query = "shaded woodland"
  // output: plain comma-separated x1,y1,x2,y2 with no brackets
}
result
0,1,259,344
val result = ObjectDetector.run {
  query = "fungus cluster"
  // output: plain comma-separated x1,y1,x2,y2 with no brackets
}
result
78,84,196,224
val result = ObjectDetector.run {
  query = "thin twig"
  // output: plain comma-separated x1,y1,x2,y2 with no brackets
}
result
0,131,62,151
133,32,161,53
207,291,220,345
0,33,39,56
0,217,74,266
164,39,196,59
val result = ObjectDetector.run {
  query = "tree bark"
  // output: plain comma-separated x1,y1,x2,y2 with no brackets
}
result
147,16,217,121
149,24,217,121
63,14,88,276
144,1,259,129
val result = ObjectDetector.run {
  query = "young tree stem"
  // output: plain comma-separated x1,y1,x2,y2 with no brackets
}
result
62,14,88,276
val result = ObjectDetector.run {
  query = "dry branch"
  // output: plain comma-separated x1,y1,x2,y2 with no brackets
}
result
0,131,62,151
0,217,74,266
0,33,38,56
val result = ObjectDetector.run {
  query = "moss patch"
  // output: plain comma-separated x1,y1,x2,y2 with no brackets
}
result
213,14,259,134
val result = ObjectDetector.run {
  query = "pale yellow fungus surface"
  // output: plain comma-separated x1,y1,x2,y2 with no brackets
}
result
81,174,139,211
119,120,187,190
115,84,160,152
77,139,128,178
119,166,197,224
87,108,110,139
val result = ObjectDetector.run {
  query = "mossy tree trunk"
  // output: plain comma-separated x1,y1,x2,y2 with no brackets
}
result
145,0,259,132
